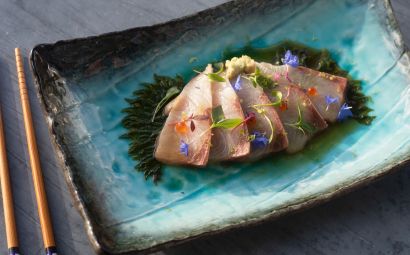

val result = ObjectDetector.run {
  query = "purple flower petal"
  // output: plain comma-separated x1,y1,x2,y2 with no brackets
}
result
179,140,189,157
282,50,299,67
233,75,242,91
325,95,338,110
337,103,353,121
250,131,269,148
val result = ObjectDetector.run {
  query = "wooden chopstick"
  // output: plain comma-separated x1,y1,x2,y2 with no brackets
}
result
0,107,20,255
15,48,58,255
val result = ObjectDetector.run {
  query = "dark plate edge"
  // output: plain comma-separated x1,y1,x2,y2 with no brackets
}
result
28,54,103,253
28,0,410,254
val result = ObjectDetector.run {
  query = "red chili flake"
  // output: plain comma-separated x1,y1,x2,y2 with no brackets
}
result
286,71,292,82
307,87,317,96
279,101,288,112
245,112,257,125
190,121,196,132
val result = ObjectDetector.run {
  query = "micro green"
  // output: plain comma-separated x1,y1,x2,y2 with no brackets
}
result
251,91,283,108
249,106,275,143
211,106,243,129
285,104,316,136
194,63,226,82
246,68,275,89
151,86,181,122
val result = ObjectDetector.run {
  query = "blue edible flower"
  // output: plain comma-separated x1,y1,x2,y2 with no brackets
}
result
233,75,242,91
180,140,189,157
325,95,338,111
250,131,269,148
337,103,353,121
282,50,299,67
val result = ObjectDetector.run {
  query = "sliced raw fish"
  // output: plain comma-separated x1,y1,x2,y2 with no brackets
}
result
155,65,213,166
268,84,328,153
233,76,288,159
209,73,250,161
257,62,347,122
164,97,176,115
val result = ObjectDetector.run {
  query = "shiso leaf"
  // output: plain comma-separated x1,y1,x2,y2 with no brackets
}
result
121,75,184,182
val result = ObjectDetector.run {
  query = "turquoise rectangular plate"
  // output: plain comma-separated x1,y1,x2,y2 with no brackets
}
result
30,0,410,254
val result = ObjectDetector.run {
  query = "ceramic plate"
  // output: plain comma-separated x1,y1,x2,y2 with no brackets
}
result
30,0,410,254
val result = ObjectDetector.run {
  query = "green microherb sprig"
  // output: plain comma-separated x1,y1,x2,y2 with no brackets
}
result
151,86,181,122
210,105,243,129
285,104,316,136
251,91,283,108
245,68,275,89
249,105,275,143
194,63,226,82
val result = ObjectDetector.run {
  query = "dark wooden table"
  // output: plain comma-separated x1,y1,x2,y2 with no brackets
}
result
0,1,409,254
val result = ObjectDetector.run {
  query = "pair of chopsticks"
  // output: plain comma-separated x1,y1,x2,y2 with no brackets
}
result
0,49,57,254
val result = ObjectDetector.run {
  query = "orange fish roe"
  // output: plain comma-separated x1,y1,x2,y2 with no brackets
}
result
279,101,288,111
307,87,317,96
175,122,188,134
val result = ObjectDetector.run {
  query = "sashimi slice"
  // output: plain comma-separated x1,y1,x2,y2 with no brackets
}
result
233,76,288,159
257,62,347,122
268,84,328,153
155,65,213,166
209,73,250,161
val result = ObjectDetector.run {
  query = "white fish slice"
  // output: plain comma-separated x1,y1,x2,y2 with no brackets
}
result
209,72,250,161
155,65,213,166
233,76,288,159
269,84,328,153
257,62,347,123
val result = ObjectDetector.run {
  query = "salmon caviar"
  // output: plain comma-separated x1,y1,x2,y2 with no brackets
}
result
307,87,317,96
175,122,188,134
279,101,288,111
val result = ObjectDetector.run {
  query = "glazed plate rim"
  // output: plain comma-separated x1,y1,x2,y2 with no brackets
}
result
29,0,410,254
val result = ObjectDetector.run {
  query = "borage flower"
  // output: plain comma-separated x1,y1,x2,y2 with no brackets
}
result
325,95,338,111
337,103,353,121
249,131,269,148
179,140,189,157
282,50,299,67
233,75,242,91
